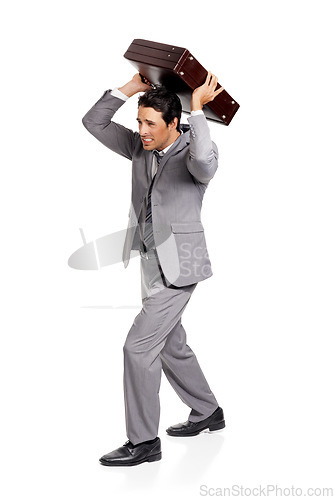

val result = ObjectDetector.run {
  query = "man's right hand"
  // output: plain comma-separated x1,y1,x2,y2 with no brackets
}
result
118,73,152,98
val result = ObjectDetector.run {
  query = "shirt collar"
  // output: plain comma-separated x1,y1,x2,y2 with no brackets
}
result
154,131,183,157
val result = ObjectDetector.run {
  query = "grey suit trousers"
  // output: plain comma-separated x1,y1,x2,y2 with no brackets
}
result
123,248,219,445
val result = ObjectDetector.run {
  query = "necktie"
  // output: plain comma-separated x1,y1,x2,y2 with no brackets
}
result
143,151,162,251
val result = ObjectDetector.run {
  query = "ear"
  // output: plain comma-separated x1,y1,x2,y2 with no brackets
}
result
168,117,178,130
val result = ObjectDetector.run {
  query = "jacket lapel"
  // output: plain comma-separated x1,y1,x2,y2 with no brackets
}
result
153,129,190,185
144,149,153,183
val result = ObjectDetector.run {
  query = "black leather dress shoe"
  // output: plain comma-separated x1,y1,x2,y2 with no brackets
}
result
99,437,161,466
166,406,225,437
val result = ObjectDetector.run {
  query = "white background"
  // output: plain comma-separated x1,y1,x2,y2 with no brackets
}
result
1,0,334,498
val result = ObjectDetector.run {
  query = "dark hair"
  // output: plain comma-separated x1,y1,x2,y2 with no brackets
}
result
138,86,182,132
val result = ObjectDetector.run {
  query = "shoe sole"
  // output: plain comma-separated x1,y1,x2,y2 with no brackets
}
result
99,452,162,467
166,420,225,437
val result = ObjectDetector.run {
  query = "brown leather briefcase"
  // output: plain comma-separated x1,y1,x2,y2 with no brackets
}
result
124,39,239,125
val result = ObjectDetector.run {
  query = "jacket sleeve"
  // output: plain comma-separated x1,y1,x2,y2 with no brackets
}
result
82,90,139,160
186,114,219,184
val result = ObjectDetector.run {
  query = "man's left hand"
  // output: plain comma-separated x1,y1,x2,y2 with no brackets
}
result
191,71,224,111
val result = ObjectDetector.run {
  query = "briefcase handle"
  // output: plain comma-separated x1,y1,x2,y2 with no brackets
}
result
139,73,157,90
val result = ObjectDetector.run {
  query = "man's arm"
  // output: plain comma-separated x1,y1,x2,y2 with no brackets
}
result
187,72,224,184
82,74,151,160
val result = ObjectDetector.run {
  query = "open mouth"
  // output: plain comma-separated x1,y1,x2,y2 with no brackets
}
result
141,137,154,145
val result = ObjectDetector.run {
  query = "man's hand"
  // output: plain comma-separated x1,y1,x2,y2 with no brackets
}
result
191,71,224,111
118,73,152,98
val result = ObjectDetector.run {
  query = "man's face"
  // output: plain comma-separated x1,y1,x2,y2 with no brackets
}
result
137,106,178,151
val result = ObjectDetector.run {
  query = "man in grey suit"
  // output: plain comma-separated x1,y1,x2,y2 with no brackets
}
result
82,72,225,466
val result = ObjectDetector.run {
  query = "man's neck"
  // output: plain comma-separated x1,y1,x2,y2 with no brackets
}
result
158,131,181,152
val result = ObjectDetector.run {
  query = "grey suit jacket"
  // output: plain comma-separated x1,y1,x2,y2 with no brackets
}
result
82,90,219,287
